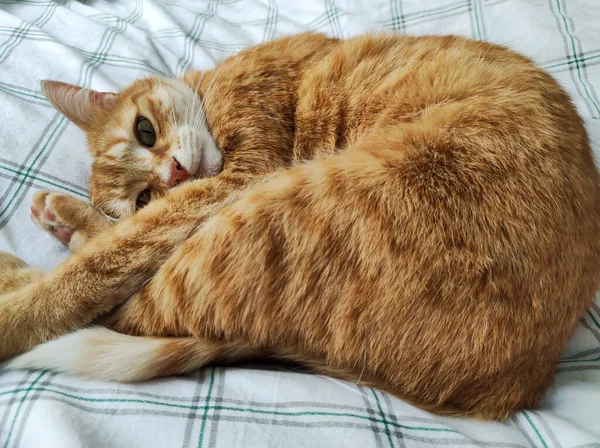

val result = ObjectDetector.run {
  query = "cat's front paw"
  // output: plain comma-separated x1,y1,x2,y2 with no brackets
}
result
30,191,111,252
31,191,75,245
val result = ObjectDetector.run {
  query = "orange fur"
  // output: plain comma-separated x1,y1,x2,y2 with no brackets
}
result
1,32,600,420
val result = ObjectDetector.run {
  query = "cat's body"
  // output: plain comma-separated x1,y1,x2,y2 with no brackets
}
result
1,32,599,420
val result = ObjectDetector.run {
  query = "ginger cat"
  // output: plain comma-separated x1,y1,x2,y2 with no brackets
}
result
1,32,599,420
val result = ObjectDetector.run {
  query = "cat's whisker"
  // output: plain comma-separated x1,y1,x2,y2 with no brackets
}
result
101,212,121,224
182,70,206,155
160,78,179,155
89,197,123,222
201,58,228,119
192,78,207,154
356,351,367,385
183,66,223,168
188,70,206,124
190,70,203,124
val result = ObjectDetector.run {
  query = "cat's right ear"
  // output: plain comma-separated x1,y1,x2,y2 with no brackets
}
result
40,81,118,132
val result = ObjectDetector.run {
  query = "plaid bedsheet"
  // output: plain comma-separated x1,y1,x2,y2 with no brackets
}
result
0,1,599,447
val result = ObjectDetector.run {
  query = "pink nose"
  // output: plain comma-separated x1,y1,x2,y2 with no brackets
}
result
168,158,189,186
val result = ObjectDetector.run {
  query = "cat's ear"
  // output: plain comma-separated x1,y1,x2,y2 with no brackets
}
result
40,80,118,132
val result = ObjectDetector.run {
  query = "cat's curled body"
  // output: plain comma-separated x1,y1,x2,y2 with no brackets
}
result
1,32,600,420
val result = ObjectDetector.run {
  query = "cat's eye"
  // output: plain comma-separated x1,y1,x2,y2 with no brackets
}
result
135,116,156,147
136,189,152,210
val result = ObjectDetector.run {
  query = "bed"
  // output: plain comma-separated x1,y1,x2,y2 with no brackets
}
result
0,0,599,446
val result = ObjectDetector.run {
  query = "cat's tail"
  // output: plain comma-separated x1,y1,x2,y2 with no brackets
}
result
2,326,259,381
0,327,504,418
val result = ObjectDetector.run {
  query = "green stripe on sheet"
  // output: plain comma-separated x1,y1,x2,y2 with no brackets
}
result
0,164,88,198
372,389,395,448
522,411,549,448
197,367,216,448
555,0,600,116
2,372,46,448
383,2,470,30
0,385,459,434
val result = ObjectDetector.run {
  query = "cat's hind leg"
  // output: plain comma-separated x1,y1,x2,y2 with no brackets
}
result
0,252,44,295
30,191,112,252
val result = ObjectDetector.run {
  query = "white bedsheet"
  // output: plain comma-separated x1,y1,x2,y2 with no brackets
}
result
0,1,599,447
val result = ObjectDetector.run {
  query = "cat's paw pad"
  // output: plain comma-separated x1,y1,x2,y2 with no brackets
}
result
30,191,80,246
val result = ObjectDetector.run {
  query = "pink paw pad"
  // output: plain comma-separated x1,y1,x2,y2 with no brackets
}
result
53,226,74,245
30,205,40,219
44,208,56,222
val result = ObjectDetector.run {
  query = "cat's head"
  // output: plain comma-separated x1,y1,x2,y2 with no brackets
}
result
41,77,223,219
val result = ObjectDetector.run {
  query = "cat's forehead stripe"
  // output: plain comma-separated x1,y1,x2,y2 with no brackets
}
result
153,86,175,109
128,89,147,107
146,97,169,130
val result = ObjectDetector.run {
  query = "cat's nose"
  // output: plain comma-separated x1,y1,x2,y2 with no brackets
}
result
168,158,189,186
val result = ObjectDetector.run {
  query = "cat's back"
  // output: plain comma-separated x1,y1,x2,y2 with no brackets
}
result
301,33,588,152
325,33,600,285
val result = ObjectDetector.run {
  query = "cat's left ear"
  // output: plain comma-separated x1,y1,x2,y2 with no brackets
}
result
40,80,118,132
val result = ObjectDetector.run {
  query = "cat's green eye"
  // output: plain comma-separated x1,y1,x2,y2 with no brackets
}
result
135,116,156,147
136,189,152,210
